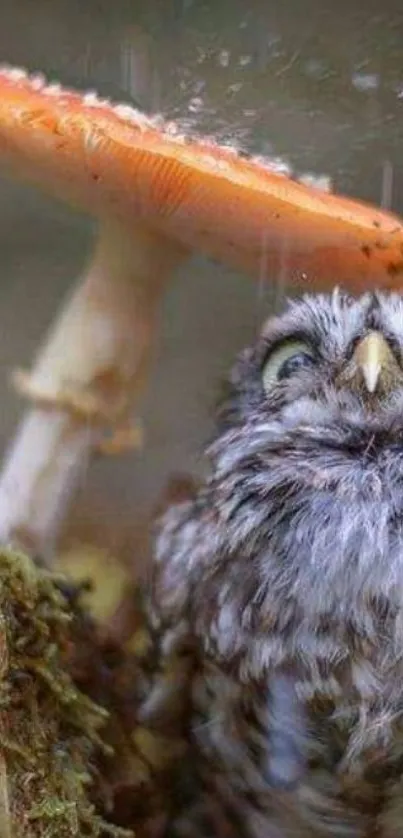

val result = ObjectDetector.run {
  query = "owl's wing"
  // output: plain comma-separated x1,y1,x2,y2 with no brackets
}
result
126,494,216,836
138,496,313,836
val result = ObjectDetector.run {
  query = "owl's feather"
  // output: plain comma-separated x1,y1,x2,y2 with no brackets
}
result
145,291,403,838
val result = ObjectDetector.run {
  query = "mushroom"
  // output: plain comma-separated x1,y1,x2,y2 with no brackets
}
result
0,64,402,559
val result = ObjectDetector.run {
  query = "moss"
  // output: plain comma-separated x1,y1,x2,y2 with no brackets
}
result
0,542,197,837
0,548,131,838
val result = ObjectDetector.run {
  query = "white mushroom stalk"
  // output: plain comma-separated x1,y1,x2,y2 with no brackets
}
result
0,220,185,558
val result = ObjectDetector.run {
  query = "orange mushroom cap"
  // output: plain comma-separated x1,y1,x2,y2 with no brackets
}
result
0,64,402,291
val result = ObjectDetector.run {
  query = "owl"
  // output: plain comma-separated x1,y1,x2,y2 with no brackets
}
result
142,290,403,838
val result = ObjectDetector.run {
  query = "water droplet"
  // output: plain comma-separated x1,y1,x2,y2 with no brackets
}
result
196,48,207,65
351,72,379,92
228,82,243,94
298,173,332,192
218,50,230,68
188,97,204,113
253,155,293,178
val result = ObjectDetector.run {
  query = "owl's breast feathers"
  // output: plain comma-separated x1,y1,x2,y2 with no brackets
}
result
148,484,403,837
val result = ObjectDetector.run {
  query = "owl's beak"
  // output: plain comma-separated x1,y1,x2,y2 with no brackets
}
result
350,331,399,394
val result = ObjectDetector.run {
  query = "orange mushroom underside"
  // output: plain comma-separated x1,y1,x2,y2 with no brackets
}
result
0,65,402,290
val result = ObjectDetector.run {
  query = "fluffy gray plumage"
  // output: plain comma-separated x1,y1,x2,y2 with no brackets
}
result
148,291,403,838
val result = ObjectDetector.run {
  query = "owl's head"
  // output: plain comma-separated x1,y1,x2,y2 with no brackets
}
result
221,289,403,432
205,290,403,628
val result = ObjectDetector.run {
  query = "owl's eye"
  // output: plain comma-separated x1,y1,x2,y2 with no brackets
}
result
262,340,316,392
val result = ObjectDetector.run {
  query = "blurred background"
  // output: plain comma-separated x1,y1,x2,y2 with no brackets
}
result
0,0,402,570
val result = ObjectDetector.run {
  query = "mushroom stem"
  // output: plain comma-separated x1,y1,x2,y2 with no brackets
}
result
0,220,186,560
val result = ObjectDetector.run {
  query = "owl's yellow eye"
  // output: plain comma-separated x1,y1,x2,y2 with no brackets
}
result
262,340,316,392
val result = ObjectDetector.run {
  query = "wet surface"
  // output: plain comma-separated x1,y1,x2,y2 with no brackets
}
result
0,0,402,548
